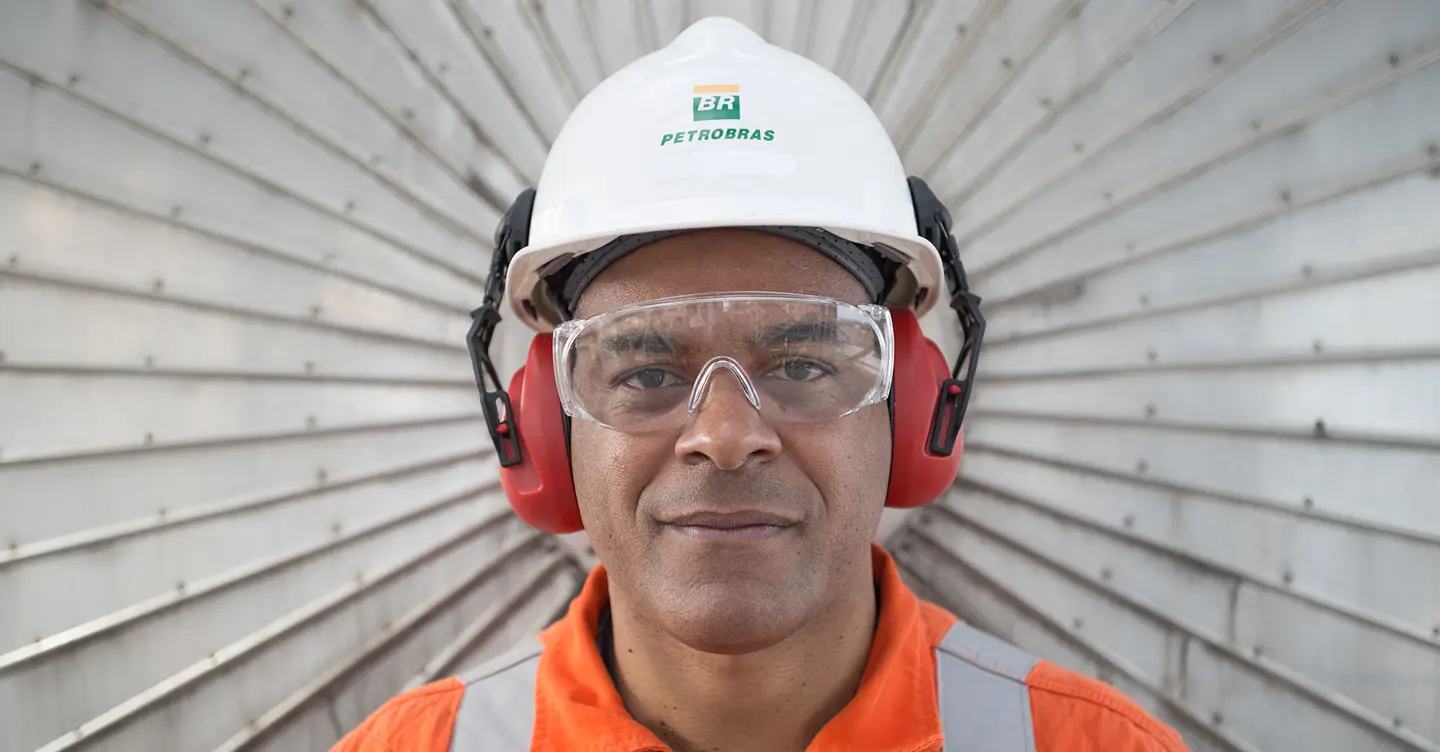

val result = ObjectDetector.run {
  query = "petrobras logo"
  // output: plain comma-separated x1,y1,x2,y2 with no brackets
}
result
692,84,740,121
660,83,775,146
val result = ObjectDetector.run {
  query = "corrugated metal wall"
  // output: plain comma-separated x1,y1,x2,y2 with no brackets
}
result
0,1,1436,751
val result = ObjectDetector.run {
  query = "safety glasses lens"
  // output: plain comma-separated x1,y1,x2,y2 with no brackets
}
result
556,295,892,432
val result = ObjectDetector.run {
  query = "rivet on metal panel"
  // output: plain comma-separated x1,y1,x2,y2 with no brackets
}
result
331,521,342,536
1278,189,1291,203
1144,404,1157,418
282,3,294,20
1136,460,1148,475
1073,142,1084,153
7,539,15,551
402,107,416,121
1251,118,1262,131
1139,294,1150,307
438,62,451,76
370,154,384,167
304,360,315,374
175,580,186,593
170,205,182,218
344,199,356,213
0,351,6,364
317,468,328,485
6,253,16,267
1393,717,1404,729
1102,191,1113,202
1000,57,1014,69
1303,496,1314,510
1125,241,1136,253
310,304,323,318
152,278,165,293
198,132,212,147
28,161,41,175
67,73,80,86
1431,625,1439,640
1211,53,1224,65
306,415,318,430
1282,568,1294,585
144,432,154,445
1122,514,1135,528
1072,617,1084,630
1313,419,1327,438
1252,644,1264,658
1100,567,1113,582
157,507,168,519
355,571,365,585
956,23,968,35
1389,53,1401,68
238,66,252,82
1301,264,1314,277
1146,349,1157,362
1040,97,1053,108
1312,340,1323,354
144,355,155,368
1212,712,1224,726
1429,167,1440,180
482,26,495,39
322,253,336,266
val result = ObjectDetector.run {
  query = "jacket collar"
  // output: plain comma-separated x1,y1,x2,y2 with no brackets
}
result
531,544,950,751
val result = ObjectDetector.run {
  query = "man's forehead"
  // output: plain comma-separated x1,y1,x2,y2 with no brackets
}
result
572,229,870,318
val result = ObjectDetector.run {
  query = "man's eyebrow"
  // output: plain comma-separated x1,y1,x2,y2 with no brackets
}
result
601,331,680,354
753,320,841,345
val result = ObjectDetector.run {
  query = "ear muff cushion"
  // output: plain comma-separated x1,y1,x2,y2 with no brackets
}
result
499,334,583,534
885,309,964,508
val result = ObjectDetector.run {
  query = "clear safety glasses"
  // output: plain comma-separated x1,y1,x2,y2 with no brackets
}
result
553,293,895,433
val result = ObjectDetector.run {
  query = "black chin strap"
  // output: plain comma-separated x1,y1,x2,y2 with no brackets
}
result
467,188,536,468
908,177,986,458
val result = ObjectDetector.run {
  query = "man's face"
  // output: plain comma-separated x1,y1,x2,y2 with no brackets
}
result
570,229,891,654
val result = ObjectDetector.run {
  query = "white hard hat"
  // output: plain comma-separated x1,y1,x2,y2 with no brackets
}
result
502,16,947,332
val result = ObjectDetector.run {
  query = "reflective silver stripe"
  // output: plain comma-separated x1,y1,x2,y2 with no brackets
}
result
935,622,1041,752
449,635,544,752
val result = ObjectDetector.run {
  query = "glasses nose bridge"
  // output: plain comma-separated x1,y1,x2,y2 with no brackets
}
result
687,356,762,414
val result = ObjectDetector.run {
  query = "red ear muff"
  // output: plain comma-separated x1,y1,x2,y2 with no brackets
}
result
498,334,583,534
885,308,964,508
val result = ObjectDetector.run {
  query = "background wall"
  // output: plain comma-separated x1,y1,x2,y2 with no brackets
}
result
0,1,1436,751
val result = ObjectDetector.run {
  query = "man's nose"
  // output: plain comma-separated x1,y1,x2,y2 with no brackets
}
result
674,366,781,470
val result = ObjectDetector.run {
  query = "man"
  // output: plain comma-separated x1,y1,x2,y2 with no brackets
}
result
334,16,1190,752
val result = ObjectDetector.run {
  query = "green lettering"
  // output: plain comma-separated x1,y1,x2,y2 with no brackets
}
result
660,133,674,146
724,128,738,139
738,128,750,139
711,128,724,139
750,129,763,140
763,130,775,141
698,129,711,141
686,130,698,142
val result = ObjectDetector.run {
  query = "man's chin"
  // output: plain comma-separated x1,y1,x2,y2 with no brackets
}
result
652,580,809,655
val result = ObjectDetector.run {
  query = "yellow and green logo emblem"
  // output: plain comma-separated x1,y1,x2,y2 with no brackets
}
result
693,84,740,121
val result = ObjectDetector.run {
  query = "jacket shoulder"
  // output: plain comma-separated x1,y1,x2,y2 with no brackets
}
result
330,678,466,752
1025,661,1190,752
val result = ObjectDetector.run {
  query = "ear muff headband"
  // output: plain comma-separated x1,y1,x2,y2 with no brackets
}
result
465,178,985,534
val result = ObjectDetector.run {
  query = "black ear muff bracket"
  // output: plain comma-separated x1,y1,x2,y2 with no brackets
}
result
467,188,537,468
907,176,987,458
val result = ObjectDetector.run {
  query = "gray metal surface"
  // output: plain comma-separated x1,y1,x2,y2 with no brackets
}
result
0,1,1436,751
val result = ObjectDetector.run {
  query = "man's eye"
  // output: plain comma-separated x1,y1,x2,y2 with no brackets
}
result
769,359,831,382
621,368,681,390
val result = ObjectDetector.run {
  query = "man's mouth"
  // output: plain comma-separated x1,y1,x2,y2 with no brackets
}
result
662,510,798,541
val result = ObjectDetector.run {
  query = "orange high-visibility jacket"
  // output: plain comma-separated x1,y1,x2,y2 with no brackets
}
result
333,546,1190,752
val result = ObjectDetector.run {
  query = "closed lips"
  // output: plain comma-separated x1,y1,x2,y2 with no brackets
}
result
665,511,797,528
